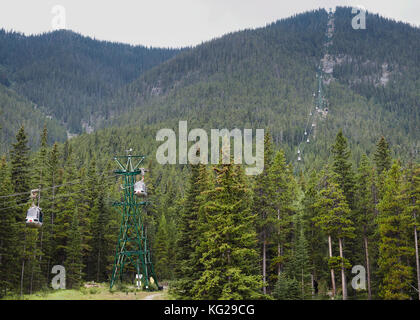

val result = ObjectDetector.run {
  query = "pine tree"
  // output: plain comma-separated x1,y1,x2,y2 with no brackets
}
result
405,164,420,300
10,126,33,296
91,189,111,283
10,125,30,205
331,130,355,208
374,137,392,175
377,161,413,299
272,271,300,300
253,132,275,294
172,161,209,299
29,125,48,291
269,150,295,285
302,170,325,297
0,157,20,296
65,207,84,289
193,162,262,299
43,142,61,284
54,150,79,266
313,169,355,300
154,213,171,280
354,155,375,299
286,225,311,299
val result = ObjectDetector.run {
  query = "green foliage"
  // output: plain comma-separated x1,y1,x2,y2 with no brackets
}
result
377,162,414,299
0,29,180,136
192,162,262,299
272,272,300,300
374,137,392,175
64,207,84,289
1,6,420,300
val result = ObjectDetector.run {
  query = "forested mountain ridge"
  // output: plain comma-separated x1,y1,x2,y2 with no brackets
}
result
1,6,420,301
0,29,182,137
0,83,67,154
98,7,419,168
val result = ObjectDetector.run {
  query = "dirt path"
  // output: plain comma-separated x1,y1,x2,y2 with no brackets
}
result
144,292,164,300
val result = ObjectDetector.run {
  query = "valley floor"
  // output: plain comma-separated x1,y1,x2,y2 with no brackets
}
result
1,283,170,300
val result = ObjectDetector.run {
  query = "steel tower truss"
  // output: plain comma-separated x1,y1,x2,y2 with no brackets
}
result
110,151,159,291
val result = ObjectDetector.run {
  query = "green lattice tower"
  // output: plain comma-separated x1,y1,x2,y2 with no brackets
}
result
110,151,160,291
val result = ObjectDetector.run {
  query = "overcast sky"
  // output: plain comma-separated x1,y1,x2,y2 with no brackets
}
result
0,0,419,48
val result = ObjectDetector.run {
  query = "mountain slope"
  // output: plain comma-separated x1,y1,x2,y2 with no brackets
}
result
0,83,67,153
94,7,419,168
0,29,182,134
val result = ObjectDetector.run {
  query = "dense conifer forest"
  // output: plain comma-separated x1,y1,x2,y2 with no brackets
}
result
0,7,419,300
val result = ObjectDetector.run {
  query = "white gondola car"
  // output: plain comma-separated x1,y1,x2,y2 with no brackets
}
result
134,180,147,197
26,206,43,228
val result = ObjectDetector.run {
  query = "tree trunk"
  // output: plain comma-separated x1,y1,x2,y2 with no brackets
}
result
338,237,347,300
97,247,101,283
277,209,281,276
328,235,336,298
20,229,27,297
414,213,420,301
363,232,372,300
301,268,304,299
311,273,314,297
262,230,267,295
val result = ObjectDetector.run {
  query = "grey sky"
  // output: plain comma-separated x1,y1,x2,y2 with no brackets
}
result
0,0,419,48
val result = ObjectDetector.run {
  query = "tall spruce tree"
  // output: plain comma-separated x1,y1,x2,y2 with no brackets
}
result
0,157,20,295
10,125,30,205
302,170,325,297
269,150,295,284
374,137,392,175
313,169,355,300
154,213,171,280
193,162,262,299
405,164,420,300
377,161,413,299
65,207,84,289
331,130,355,209
354,155,375,299
253,132,275,294
286,223,311,299
172,161,209,299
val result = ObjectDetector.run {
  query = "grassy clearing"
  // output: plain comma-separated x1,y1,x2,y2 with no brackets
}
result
2,282,171,300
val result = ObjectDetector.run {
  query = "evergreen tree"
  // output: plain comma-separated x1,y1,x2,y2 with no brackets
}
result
272,271,300,300
302,170,325,297
10,125,30,205
253,132,275,294
405,164,420,300
269,150,295,285
374,137,392,175
43,142,61,284
354,155,376,299
193,162,262,299
154,213,171,280
0,157,20,295
286,225,311,299
90,189,111,282
331,130,355,208
377,162,414,299
65,207,84,289
171,161,209,299
313,169,355,300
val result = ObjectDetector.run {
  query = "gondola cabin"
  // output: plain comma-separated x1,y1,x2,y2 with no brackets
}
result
134,180,147,197
26,206,43,228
